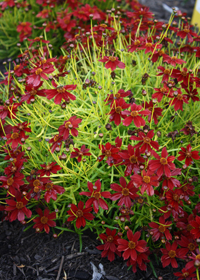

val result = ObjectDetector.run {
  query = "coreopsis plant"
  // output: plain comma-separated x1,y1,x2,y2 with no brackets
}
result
0,0,200,279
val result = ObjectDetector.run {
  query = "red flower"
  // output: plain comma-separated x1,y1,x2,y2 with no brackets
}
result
149,216,172,242
1,0,15,10
117,230,148,261
174,267,196,280
148,147,175,177
177,25,197,43
122,103,150,127
162,54,186,67
162,168,181,191
108,98,130,126
160,241,179,268
186,248,200,270
79,179,111,213
110,177,138,208
119,145,145,176
140,41,162,54
104,89,131,105
171,68,190,86
21,82,46,104
49,134,63,153
170,88,188,111
0,173,24,195
33,208,56,234
41,182,65,203
70,145,91,162
98,142,120,166
67,201,94,228
126,251,150,273
177,235,197,258
5,191,32,222
142,101,163,125
6,131,29,149
131,169,159,196
26,63,55,87
96,228,121,262
157,66,171,82
183,85,200,102
177,144,200,166
38,162,62,177
152,84,173,102
58,116,82,140
165,189,183,211
98,56,125,71
45,81,77,104
130,130,159,153
190,216,200,239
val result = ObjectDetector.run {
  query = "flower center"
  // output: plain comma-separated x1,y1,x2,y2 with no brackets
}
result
173,194,179,201
177,94,183,100
115,106,122,114
146,43,152,47
16,201,24,209
160,157,168,165
34,186,40,193
181,71,187,76
100,24,107,28
188,243,195,251
129,155,137,164
115,93,120,99
134,40,140,45
158,225,166,233
41,216,48,224
196,254,200,260
33,179,41,187
76,209,83,217
7,178,14,186
131,111,138,117
168,250,176,258
109,56,116,62
35,68,43,75
183,28,190,33
143,137,151,144
30,89,37,95
137,198,144,204
11,132,19,139
93,191,101,200
65,121,71,129
183,186,188,192
128,241,136,249
57,87,65,93
45,165,52,171
164,69,170,75
45,183,53,190
186,151,192,157
143,176,150,184
160,87,167,93
122,188,129,196
107,235,114,242
54,135,60,142
105,150,111,157
14,65,20,71
187,224,193,231
182,272,189,277
158,50,165,56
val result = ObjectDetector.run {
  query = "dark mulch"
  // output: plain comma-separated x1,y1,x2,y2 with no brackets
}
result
0,220,182,280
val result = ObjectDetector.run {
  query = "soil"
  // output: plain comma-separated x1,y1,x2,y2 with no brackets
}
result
0,220,182,280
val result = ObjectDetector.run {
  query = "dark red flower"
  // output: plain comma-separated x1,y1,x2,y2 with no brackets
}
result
157,66,171,82
33,208,56,234
119,145,145,176
0,173,24,195
117,230,148,261
130,130,159,153
67,201,94,228
96,228,121,262
45,81,77,104
104,89,131,105
5,191,32,222
38,162,62,177
70,145,91,162
190,216,200,239
152,84,173,102
162,168,181,191
26,63,55,87
185,248,200,270
110,177,138,208
49,134,63,153
41,182,65,203
174,267,196,280
183,85,200,102
177,235,197,258
177,144,200,166
149,216,172,242
165,189,183,211
58,116,82,140
126,250,150,273
98,142,120,166
148,147,176,177
177,25,197,43
131,169,159,196
108,98,130,126
160,241,179,268
171,68,190,86
162,54,186,67
99,56,125,71
170,88,188,111
80,179,111,213
122,103,150,127
142,101,163,125
21,82,46,104
6,131,29,149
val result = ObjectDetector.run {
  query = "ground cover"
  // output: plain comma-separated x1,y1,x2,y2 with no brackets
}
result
0,0,200,279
